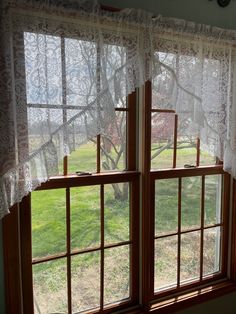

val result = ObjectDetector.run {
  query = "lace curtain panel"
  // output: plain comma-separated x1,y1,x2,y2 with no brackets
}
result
1,0,236,219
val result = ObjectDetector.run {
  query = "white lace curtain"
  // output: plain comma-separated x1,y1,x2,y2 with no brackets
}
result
1,0,236,219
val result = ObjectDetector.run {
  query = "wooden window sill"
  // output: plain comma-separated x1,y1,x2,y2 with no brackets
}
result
120,280,236,314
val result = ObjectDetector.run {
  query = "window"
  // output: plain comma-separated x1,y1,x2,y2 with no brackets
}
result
141,80,232,310
19,30,139,314
150,62,230,295
2,17,236,314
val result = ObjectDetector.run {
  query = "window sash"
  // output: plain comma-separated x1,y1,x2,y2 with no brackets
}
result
20,171,140,313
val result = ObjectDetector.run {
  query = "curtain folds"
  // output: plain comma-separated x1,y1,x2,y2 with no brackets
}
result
1,0,236,218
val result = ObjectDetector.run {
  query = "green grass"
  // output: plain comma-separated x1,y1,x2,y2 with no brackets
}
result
32,184,129,259
32,143,220,312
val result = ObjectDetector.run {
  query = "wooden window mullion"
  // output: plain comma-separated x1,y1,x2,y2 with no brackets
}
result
66,188,72,313
97,134,101,173
196,138,200,167
127,91,137,171
96,43,101,174
142,80,152,307
173,114,178,169
61,36,68,175
100,184,105,311
130,179,140,304
200,175,205,281
177,177,182,288
222,173,230,275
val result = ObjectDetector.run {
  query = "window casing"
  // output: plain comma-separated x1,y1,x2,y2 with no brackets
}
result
2,22,236,314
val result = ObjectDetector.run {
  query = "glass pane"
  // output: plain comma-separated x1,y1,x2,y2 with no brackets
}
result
68,139,97,174
181,176,201,230
103,44,127,108
180,231,200,284
155,179,178,236
101,111,127,171
154,236,178,291
65,38,97,106
152,52,177,109
71,186,100,251
24,32,62,105
176,136,197,168
27,107,64,175
200,148,216,166
33,259,67,313
104,245,130,305
203,227,221,277
104,183,129,244
205,175,222,226
31,189,66,259
151,112,175,169
71,252,100,312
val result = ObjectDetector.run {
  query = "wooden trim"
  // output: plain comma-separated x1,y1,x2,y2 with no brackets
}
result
100,185,105,310
151,165,224,179
177,178,182,288
32,240,132,265
231,179,236,280
154,224,223,240
130,178,140,304
142,80,152,309
173,114,178,169
222,173,230,276
115,107,129,112
151,109,175,113
127,91,137,171
200,176,205,280
63,156,68,175
20,195,34,314
2,205,23,314
66,188,72,313
36,171,140,190
196,138,200,167
97,134,101,173
61,36,68,177
150,178,155,297
149,281,236,314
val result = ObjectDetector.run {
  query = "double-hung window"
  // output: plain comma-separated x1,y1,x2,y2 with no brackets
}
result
3,17,140,313
141,46,233,310
2,5,236,314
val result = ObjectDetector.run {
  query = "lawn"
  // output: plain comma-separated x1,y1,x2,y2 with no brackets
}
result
31,142,221,312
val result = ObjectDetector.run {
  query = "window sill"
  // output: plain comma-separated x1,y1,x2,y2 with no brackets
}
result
121,280,236,314
150,280,236,313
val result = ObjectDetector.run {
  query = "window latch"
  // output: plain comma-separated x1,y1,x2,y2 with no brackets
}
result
76,171,92,176
184,164,196,168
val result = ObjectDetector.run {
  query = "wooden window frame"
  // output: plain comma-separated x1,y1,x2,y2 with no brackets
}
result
2,6,236,313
